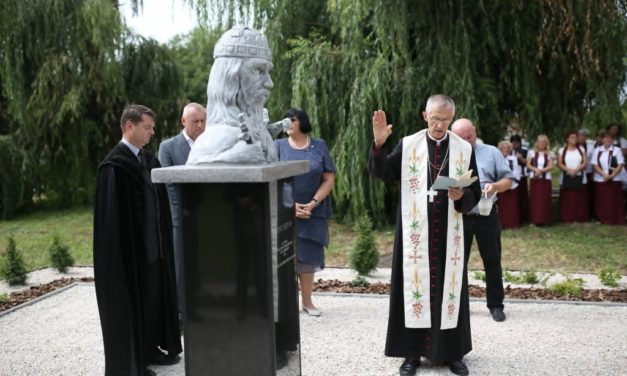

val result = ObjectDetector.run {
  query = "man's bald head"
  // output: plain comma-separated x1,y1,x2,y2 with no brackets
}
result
182,102,205,119
451,118,477,146
181,102,206,141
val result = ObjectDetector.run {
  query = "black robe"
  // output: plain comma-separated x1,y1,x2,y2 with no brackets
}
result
93,143,182,376
368,135,481,364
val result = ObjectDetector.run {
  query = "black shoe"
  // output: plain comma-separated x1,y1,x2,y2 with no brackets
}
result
490,307,506,322
146,350,181,366
399,358,420,376
447,359,469,375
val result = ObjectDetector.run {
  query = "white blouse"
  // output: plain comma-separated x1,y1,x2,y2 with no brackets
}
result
592,145,626,183
528,150,553,180
558,146,587,184
505,154,521,190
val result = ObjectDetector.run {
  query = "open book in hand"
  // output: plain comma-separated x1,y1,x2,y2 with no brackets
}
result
431,170,478,190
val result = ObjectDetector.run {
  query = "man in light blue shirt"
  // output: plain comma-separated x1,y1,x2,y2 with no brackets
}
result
452,119,514,322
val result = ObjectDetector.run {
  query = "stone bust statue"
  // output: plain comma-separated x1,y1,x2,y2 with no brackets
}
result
186,26,278,164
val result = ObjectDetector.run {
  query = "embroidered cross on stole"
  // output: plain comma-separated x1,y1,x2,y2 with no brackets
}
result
400,129,472,329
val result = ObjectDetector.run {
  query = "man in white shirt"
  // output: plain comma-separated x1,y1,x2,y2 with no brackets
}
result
158,102,206,321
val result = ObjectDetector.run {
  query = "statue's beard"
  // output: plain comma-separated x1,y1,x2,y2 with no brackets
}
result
237,93,266,126
236,93,268,142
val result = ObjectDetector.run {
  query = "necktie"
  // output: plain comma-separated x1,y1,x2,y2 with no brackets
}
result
137,150,147,167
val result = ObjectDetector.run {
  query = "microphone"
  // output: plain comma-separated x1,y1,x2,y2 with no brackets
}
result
266,118,292,137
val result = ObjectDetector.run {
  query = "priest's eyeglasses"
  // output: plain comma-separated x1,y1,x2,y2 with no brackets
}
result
428,116,453,125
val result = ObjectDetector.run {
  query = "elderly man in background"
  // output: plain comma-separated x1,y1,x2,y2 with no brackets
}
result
158,102,206,322
452,119,513,323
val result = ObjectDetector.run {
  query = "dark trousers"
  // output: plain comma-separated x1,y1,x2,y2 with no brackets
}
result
172,225,185,317
463,207,504,309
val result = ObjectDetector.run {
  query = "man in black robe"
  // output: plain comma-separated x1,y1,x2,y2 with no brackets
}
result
93,104,182,376
368,95,481,376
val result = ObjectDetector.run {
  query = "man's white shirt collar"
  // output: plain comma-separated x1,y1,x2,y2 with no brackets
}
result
121,137,141,158
183,129,194,148
427,130,449,145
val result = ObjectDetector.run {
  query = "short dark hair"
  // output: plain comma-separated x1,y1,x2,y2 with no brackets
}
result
283,108,312,134
120,104,156,132
509,134,522,143
600,131,613,139
564,130,578,141
606,123,622,134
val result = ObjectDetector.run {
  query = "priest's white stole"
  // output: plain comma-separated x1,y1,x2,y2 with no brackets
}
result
400,129,472,329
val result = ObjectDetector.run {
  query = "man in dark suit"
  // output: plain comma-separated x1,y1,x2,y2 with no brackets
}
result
94,104,182,376
158,102,206,319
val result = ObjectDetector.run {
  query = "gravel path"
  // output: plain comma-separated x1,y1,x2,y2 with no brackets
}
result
1,284,626,376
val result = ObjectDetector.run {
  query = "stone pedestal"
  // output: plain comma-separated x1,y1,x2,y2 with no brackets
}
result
152,161,308,376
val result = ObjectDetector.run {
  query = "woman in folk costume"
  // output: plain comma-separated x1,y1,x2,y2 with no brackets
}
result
509,135,530,223
578,129,596,220
592,131,626,225
557,131,588,223
368,95,481,376
497,141,521,229
526,135,554,226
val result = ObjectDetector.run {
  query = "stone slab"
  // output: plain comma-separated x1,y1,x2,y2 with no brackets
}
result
151,161,309,183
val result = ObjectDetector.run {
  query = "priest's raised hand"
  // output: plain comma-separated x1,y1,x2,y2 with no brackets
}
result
372,110,393,148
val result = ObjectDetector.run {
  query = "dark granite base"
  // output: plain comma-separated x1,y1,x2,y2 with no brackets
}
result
180,180,301,375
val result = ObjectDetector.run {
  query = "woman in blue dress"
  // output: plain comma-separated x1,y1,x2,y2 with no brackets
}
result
275,108,336,316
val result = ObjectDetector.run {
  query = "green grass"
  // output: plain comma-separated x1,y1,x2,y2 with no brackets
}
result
0,207,93,272
0,207,625,277
491,222,626,274
327,220,625,275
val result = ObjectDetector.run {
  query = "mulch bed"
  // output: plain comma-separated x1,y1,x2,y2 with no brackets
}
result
1,276,625,313
314,279,627,303
0,277,94,313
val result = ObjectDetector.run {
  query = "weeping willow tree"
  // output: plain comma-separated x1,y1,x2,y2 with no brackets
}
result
0,0,184,214
181,0,626,224
169,26,223,104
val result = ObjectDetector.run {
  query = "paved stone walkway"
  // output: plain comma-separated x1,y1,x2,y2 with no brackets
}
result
1,283,626,376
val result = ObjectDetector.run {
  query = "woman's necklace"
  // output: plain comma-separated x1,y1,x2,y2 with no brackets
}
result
289,136,310,150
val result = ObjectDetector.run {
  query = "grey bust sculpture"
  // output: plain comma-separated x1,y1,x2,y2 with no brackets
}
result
186,26,279,164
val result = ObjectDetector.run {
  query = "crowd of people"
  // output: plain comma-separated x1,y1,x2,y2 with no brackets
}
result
496,124,626,228
93,95,624,376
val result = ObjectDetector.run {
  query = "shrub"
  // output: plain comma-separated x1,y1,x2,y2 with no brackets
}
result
351,276,369,287
598,266,621,287
503,270,516,283
348,214,379,276
548,278,584,298
0,293,9,304
472,271,486,282
48,235,74,273
0,236,28,285
503,270,539,284
521,270,540,284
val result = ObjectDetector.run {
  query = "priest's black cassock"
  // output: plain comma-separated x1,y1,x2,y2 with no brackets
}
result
368,134,481,364
93,143,182,375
